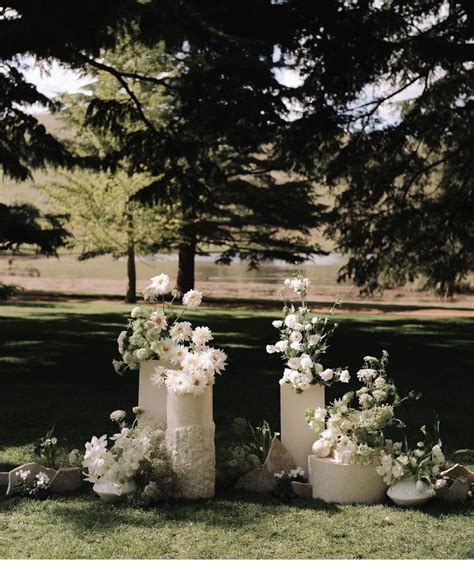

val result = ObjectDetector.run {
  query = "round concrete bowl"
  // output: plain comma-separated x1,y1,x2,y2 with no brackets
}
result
387,477,434,507
308,456,387,504
92,480,136,503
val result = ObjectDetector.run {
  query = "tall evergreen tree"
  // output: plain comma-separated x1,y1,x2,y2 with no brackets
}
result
278,0,474,296
77,33,325,291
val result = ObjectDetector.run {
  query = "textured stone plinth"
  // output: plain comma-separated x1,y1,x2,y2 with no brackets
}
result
280,383,325,475
138,360,169,429
308,456,387,504
165,386,215,498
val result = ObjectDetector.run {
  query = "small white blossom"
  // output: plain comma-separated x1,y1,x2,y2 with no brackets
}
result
319,368,334,382
339,370,351,383
192,326,213,346
150,310,168,330
130,306,145,318
182,289,203,309
110,410,127,422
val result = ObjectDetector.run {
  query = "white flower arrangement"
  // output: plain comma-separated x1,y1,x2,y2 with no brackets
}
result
267,273,349,391
12,469,51,498
113,273,227,397
82,409,155,492
306,351,409,464
376,423,447,494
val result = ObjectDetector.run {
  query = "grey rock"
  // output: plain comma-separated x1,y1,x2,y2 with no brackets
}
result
7,463,56,495
49,467,82,493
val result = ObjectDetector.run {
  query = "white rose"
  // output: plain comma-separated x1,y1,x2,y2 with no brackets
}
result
290,341,302,351
284,314,298,329
272,320,283,328
266,345,277,354
287,357,302,370
182,289,203,309
300,354,313,371
289,331,302,343
308,334,321,346
339,370,350,383
319,368,334,382
275,340,288,352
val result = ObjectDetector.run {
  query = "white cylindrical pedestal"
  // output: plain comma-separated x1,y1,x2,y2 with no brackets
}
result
280,383,325,475
308,456,387,504
165,386,215,498
138,360,170,430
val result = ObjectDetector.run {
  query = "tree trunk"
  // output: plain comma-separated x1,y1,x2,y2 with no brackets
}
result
125,204,137,303
177,239,195,293
125,241,137,303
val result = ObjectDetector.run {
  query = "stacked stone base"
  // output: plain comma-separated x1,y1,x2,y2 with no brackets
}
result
165,423,215,499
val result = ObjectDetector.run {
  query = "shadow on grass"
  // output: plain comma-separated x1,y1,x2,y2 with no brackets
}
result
1,304,473,455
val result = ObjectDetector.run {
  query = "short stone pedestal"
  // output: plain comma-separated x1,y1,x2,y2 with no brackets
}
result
308,456,387,504
165,386,215,498
280,383,325,475
138,360,169,429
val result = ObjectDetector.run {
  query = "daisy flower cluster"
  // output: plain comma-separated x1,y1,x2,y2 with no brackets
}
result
306,351,407,465
113,273,227,397
266,273,349,391
83,408,154,492
377,424,447,493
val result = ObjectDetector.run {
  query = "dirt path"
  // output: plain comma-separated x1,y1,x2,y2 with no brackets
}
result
4,275,473,317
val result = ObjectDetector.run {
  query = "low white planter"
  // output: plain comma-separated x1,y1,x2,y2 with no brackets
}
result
308,456,387,504
92,479,136,503
138,360,170,429
280,383,324,475
387,477,434,507
165,385,215,499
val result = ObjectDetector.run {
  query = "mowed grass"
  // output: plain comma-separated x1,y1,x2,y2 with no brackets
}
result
0,300,473,559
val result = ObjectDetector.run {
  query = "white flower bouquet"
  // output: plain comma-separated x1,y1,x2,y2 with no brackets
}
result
113,273,227,397
377,423,447,495
266,273,349,392
306,351,410,464
83,408,156,492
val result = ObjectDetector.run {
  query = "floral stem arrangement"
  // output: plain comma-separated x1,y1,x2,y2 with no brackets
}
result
113,273,227,397
377,422,447,495
266,272,350,391
82,407,176,502
307,351,416,464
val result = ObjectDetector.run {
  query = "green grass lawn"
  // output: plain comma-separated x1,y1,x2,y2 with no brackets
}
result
0,300,473,559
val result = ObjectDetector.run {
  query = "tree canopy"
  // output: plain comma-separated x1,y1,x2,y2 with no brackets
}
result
1,0,473,296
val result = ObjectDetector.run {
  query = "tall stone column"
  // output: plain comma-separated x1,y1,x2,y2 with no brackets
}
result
165,386,215,498
280,382,325,475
